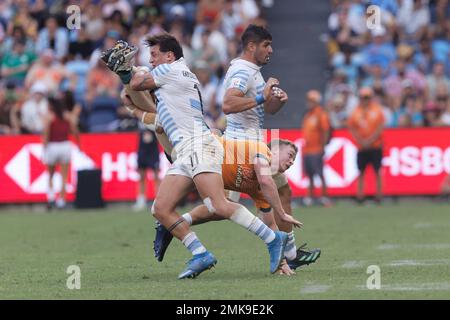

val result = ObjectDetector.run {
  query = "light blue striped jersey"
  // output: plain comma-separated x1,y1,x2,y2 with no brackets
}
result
151,58,210,149
222,58,266,140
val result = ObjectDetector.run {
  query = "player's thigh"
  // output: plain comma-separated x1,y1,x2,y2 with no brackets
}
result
154,174,193,213
193,172,226,201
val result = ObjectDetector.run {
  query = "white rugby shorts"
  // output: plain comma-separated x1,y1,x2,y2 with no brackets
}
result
42,141,72,165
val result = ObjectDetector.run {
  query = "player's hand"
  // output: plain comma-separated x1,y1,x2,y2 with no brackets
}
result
278,259,295,276
271,87,288,102
280,213,303,228
263,77,280,100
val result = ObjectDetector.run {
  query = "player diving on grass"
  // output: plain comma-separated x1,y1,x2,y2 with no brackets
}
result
101,34,302,279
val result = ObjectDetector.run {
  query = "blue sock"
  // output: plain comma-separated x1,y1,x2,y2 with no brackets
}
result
182,232,207,255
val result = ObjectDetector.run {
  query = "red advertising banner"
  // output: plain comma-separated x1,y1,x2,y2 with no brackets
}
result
0,128,449,203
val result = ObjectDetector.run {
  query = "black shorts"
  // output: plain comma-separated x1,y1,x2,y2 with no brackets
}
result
137,151,159,170
357,148,382,172
303,153,324,178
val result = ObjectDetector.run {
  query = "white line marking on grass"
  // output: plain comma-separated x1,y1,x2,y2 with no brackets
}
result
385,259,450,267
413,223,433,229
413,223,450,229
300,285,331,294
414,244,450,249
342,259,450,269
342,261,366,269
356,282,450,291
376,243,450,250
381,283,450,292
377,244,401,250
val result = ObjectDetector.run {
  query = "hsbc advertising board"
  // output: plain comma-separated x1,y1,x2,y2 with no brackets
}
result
0,128,449,203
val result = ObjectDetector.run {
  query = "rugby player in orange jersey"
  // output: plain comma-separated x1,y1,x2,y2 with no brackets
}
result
155,137,322,275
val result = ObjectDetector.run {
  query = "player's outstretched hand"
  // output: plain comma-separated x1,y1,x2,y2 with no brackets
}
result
280,213,303,228
278,260,295,276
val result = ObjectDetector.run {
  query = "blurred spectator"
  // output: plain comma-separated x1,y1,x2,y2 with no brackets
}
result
1,38,37,87
384,59,426,108
1,25,35,55
7,2,38,40
439,96,450,125
36,16,69,60
348,88,385,204
84,4,106,44
331,43,363,87
20,81,48,134
302,90,331,207
68,26,94,60
102,0,132,20
425,62,450,102
193,60,219,127
0,83,21,135
192,16,228,64
133,125,160,211
221,0,244,40
361,26,396,74
398,94,424,127
423,101,442,127
89,30,122,68
42,96,80,210
327,93,348,128
397,0,430,44
86,58,121,103
191,29,222,72
25,49,77,95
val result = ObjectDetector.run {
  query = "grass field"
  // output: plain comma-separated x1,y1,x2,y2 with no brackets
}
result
0,200,449,299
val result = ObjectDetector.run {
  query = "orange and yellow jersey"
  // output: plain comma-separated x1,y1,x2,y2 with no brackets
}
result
219,137,272,211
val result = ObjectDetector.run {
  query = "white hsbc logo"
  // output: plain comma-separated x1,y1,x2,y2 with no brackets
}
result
286,137,358,188
4,143,95,194
383,146,450,176
285,138,450,189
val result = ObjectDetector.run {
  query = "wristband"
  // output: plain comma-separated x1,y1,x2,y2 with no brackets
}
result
255,93,265,105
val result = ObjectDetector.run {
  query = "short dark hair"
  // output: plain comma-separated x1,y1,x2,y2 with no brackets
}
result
241,24,272,49
144,33,184,60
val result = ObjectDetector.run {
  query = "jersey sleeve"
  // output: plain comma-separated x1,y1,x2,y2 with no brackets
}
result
253,142,272,164
150,63,174,87
225,68,252,94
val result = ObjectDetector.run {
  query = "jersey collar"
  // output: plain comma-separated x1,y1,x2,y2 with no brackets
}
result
231,58,262,71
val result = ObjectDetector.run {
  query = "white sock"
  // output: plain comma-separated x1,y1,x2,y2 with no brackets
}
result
182,232,207,255
285,231,297,261
56,198,65,208
230,205,275,244
182,213,193,226
47,189,55,202
137,194,146,204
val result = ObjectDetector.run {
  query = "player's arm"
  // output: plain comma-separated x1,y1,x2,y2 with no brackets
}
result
129,68,158,91
254,156,302,228
222,88,262,114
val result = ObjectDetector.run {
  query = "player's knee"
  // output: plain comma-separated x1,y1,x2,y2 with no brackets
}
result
203,197,216,213
210,199,233,218
151,200,166,218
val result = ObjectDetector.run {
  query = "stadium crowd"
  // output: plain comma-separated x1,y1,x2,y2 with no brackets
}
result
0,0,273,135
326,0,450,128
